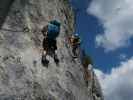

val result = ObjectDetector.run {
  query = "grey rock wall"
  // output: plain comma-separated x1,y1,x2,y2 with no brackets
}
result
0,0,103,100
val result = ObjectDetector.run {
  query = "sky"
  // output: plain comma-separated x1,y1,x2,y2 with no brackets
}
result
70,0,133,100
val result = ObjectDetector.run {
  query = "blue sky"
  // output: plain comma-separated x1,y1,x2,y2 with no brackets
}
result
70,0,133,73
70,0,133,100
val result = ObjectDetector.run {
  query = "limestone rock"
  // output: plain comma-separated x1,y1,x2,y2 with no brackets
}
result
0,0,104,100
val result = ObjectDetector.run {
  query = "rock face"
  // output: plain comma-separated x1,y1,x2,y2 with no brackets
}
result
0,0,104,100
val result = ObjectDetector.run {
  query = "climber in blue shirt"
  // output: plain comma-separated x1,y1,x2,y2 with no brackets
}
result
41,20,61,66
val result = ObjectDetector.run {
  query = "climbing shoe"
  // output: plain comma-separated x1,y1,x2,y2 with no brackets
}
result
54,58,59,64
72,55,78,59
54,55,59,65
42,59,49,66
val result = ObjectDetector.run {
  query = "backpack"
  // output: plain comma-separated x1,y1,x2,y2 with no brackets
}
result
47,20,61,39
50,20,61,27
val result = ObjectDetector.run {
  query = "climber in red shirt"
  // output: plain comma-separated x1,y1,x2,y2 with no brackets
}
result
68,34,81,58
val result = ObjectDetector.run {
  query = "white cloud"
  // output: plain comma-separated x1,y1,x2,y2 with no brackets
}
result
119,54,127,60
94,57,133,100
87,0,133,51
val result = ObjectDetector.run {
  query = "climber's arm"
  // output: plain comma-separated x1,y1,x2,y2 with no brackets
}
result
41,25,48,37
76,38,82,45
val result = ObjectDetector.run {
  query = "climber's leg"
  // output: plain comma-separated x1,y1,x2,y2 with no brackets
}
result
54,50,59,64
51,39,59,64
72,45,78,58
42,37,50,66
84,68,90,87
42,50,49,66
72,46,76,57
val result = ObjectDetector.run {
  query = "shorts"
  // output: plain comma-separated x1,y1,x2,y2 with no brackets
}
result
43,38,57,51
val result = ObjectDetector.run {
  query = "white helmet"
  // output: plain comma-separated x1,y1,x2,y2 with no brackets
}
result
75,33,79,37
